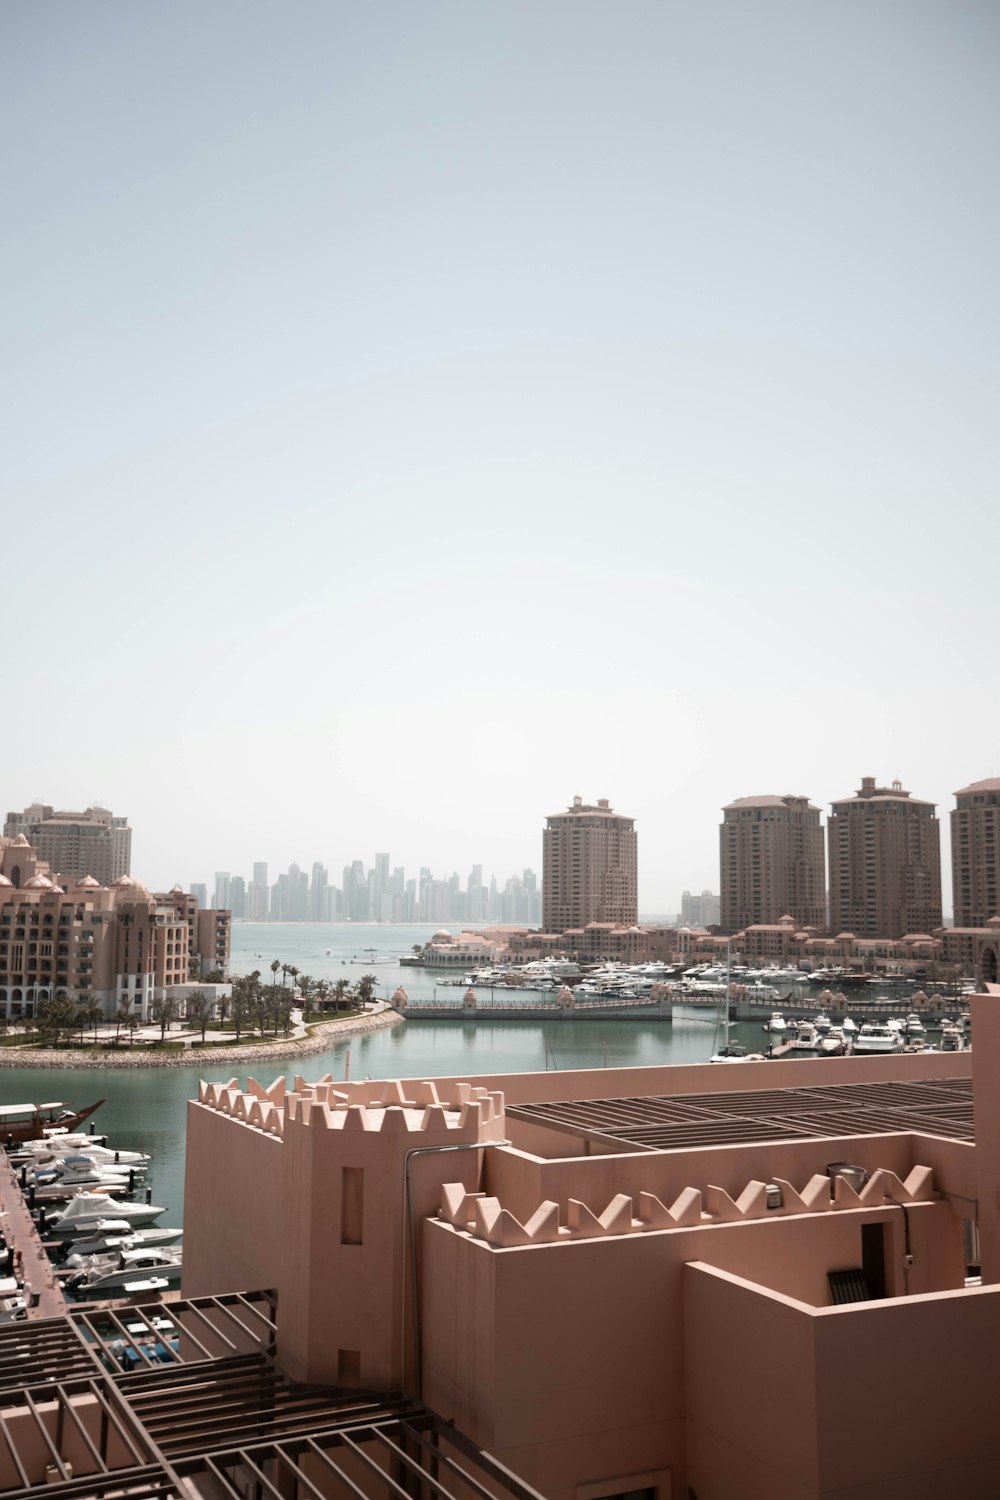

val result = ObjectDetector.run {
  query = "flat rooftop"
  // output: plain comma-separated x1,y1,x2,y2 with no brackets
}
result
509,1075,975,1151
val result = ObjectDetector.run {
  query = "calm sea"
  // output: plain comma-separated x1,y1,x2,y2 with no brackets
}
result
0,923,769,1227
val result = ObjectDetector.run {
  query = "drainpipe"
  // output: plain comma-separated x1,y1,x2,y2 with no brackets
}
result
883,1191,912,1294
403,1138,510,1398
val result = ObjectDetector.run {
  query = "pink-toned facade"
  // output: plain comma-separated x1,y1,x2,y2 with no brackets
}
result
720,792,826,932
185,988,1000,1498
542,797,638,933
0,836,230,1021
828,775,942,938
952,777,1000,929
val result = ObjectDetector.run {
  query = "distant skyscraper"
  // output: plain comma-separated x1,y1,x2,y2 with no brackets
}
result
287,862,308,921
248,862,269,920
719,796,825,933
309,862,328,922
344,860,368,920
214,871,231,911
229,876,246,920
542,796,637,933
3,803,131,886
828,777,942,939
681,889,721,927
190,882,208,909
951,778,1000,928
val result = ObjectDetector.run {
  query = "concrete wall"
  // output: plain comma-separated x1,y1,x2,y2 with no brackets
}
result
421,1200,960,1500
421,1047,972,1108
683,1261,1000,1499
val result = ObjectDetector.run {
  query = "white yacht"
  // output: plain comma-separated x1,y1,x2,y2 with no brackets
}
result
13,1136,149,1168
67,1247,182,1294
762,1012,787,1034
64,1222,183,1261
853,1023,904,1054
47,1192,165,1240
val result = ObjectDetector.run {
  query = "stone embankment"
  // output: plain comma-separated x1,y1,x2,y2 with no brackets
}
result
0,1007,403,1070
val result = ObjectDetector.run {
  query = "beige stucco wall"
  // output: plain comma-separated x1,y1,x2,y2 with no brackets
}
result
421,1198,960,1500
684,1261,1000,1499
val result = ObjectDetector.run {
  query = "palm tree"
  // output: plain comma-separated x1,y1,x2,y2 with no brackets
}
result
281,963,290,987
270,959,281,990
356,973,378,1008
185,990,213,1043
333,978,350,1012
230,976,250,1041
114,1003,131,1044
151,992,179,1042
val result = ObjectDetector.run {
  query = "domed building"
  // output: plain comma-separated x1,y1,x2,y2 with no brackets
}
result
0,832,231,1024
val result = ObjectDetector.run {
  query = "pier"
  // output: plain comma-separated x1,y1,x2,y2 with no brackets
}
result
0,1154,66,1320
392,989,965,1025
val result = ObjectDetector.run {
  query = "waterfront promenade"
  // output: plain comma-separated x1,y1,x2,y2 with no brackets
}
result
0,1004,402,1069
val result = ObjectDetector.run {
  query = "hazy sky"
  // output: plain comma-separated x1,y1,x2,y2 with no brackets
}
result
3,1,998,911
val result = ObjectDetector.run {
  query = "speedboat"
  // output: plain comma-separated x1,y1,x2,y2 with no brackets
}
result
791,1023,820,1050
63,1223,183,1262
853,1023,904,1054
710,1043,766,1064
12,1134,149,1167
762,1012,787,1034
29,1156,135,1187
819,1028,846,1055
46,1192,166,1240
812,1013,833,1034
904,1014,926,1040
67,1247,182,1294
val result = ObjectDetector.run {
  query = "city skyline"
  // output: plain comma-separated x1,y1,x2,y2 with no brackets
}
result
203,855,542,926
4,5,997,922
5,771,999,920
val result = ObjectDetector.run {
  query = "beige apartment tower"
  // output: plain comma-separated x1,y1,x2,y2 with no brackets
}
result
3,803,131,886
828,776,942,939
542,796,637,932
720,794,826,933
952,777,1000,928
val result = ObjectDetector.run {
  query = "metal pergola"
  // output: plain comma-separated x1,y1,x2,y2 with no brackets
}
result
0,1291,545,1500
508,1075,975,1151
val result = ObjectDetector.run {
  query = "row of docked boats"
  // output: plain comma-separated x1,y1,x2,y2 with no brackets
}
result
762,1010,971,1055
4,1110,183,1301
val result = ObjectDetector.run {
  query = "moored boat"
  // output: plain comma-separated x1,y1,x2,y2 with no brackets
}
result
63,1222,183,1261
46,1192,166,1240
853,1023,904,1054
67,1247,182,1294
0,1101,105,1145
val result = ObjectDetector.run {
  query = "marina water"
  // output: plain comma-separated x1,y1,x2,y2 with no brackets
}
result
0,923,789,1226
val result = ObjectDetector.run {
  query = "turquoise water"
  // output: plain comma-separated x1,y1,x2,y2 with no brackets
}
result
0,923,766,1227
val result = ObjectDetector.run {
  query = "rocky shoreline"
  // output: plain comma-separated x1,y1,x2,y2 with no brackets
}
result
0,1007,404,1070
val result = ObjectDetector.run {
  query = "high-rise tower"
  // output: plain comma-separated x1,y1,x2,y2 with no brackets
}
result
951,778,1000,927
828,776,941,939
542,796,637,933
719,795,825,933
3,803,131,886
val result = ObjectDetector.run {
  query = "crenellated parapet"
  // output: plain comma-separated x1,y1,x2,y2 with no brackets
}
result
438,1164,938,1248
197,1074,507,1140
